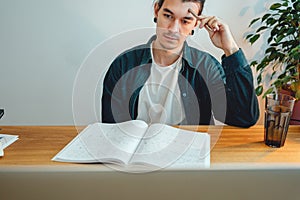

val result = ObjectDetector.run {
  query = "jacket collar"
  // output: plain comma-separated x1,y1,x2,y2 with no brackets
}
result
182,40,195,69
140,36,155,65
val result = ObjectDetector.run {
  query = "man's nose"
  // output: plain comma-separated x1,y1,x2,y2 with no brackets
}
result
169,20,180,33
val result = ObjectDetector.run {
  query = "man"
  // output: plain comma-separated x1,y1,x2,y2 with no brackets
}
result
101,0,259,127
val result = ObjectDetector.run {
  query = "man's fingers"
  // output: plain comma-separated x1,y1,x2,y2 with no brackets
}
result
188,9,220,32
206,17,220,31
199,16,219,31
204,24,214,32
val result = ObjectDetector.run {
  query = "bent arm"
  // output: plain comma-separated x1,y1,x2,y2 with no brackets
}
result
212,50,259,127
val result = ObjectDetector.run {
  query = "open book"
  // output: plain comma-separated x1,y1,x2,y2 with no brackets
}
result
0,134,19,157
52,120,210,169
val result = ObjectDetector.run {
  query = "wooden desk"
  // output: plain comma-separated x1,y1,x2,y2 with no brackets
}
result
1,125,300,168
1,125,300,200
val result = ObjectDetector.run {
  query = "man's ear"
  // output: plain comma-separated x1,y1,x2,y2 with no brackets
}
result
154,2,160,18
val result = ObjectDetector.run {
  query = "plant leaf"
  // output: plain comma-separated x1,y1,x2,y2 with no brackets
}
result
263,88,275,98
249,17,260,27
267,36,274,43
250,60,258,67
257,73,262,84
266,18,277,26
245,34,253,40
271,71,277,79
255,85,263,96
256,26,268,33
275,35,285,43
293,1,300,10
286,28,295,35
270,3,282,10
261,13,271,22
249,34,260,44
265,47,276,54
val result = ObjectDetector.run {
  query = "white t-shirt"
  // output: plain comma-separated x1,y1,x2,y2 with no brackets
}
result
136,44,186,125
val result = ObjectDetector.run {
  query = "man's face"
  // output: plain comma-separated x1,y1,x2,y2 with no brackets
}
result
154,0,200,51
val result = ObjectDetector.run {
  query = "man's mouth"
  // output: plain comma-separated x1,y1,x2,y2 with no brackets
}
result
163,33,180,41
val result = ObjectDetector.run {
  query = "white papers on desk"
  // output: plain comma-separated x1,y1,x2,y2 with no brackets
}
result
0,134,19,156
52,121,210,169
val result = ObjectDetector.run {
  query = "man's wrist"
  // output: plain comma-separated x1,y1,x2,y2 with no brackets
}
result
224,46,239,57
222,48,249,74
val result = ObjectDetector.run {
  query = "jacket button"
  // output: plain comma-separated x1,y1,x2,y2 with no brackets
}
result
182,93,187,97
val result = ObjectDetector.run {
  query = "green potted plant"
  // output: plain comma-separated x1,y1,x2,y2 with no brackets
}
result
246,0,300,124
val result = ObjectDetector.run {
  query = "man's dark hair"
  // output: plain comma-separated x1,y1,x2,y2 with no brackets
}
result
155,0,205,15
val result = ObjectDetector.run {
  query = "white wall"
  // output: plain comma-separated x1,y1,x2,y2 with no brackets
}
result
0,0,275,125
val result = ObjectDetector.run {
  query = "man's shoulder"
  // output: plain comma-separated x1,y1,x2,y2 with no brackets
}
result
123,43,149,55
184,44,219,68
187,45,215,59
114,43,150,63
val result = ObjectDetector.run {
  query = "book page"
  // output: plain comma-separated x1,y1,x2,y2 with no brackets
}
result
52,128,97,163
0,134,19,149
167,134,210,169
0,134,19,157
130,124,210,169
53,120,148,164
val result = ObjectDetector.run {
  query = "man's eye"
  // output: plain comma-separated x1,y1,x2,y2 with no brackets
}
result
164,14,173,19
182,20,189,24
182,19,191,25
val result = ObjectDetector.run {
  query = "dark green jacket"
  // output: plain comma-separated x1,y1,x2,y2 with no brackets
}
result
102,36,259,127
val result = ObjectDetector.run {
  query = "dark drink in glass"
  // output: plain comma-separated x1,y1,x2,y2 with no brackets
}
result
264,94,295,148
264,105,291,147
